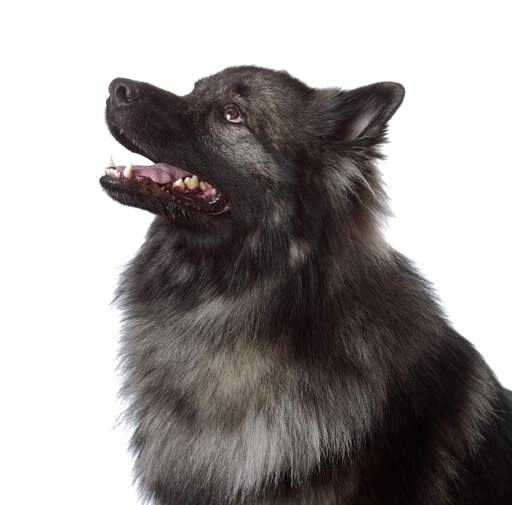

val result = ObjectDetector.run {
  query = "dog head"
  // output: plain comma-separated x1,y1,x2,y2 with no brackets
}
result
102,66,404,245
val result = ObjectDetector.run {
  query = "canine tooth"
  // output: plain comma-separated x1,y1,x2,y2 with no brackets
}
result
173,178,185,189
123,162,134,178
107,168,120,178
107,155,116,168
199,181,207,191
184,176,192,189
187,175,199,189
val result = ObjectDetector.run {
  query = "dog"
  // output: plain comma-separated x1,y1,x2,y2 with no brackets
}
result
101,66,512,505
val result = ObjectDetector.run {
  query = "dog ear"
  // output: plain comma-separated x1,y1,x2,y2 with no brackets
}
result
332,82,405,142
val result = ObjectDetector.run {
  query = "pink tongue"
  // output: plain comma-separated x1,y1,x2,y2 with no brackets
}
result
120,162,191,184
133,165,172,184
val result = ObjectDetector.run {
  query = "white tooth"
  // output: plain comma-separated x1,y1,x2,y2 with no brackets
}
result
123,162,134,178
107,155,116,168
188,175,199,189
184,176,192,189
173,178,185,189
199,181,207,191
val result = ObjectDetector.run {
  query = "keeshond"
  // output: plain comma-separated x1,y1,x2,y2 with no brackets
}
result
100,66,512,505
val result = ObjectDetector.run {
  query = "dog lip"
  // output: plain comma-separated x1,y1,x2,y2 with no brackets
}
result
101,161,230,215
107,120,154,161
100,174,230,215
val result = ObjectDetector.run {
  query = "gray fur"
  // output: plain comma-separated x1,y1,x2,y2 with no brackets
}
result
102,66,512,505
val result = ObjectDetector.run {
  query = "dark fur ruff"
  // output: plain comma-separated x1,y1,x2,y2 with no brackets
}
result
104,67,512,505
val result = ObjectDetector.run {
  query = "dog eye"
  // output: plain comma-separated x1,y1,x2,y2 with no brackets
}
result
223,104,244,123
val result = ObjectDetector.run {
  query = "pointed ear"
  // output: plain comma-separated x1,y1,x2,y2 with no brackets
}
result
333,82,405,141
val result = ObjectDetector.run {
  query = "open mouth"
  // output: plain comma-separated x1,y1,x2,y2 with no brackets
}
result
100,158,230,215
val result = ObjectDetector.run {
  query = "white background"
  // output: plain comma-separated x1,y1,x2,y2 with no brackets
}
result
1,1,510,504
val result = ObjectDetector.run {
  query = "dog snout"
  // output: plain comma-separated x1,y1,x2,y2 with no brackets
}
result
109,78,141,106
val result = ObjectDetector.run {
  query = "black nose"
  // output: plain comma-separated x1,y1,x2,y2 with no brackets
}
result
109,78,141,106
